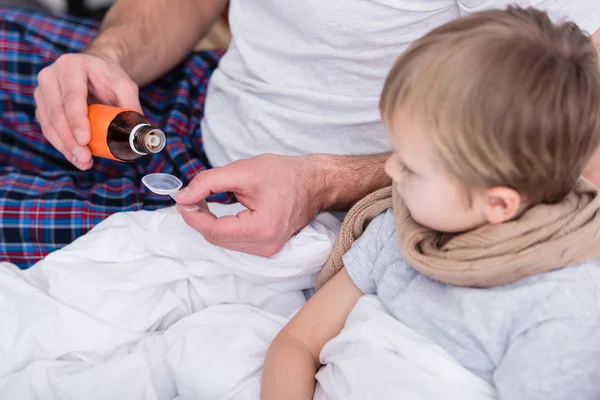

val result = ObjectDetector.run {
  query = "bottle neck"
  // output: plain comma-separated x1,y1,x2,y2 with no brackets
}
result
130,124,166,155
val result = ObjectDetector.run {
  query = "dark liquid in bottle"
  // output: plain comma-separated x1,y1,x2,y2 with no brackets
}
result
107,111,150,162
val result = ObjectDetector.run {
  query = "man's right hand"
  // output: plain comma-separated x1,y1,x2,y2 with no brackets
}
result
34,52,142,170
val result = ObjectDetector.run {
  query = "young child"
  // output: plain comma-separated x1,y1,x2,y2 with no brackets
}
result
261,6,600,400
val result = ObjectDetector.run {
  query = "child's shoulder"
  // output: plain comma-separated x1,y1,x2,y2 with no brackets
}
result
365,209,396,237
509,257,600,297
485,258,600,327
355,209,399,255
485,261,600,400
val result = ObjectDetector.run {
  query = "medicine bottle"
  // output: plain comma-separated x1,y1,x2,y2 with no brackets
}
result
87,104,166,162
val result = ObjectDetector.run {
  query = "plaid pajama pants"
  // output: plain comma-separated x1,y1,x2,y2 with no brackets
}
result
0,7,235,268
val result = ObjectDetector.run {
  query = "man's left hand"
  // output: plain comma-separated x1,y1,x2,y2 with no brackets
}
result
175,154,324,257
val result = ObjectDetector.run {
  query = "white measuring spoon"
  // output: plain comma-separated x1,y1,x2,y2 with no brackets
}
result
142,173,199,211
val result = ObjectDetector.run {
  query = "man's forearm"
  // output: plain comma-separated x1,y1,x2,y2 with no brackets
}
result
86,0,227,85
310,153,392,211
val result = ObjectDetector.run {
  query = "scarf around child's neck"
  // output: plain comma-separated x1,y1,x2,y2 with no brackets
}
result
316,178,600,291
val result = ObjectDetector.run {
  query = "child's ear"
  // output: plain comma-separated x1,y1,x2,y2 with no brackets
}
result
482,187,523,224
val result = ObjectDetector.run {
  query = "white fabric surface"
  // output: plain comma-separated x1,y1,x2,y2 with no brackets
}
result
0,204,336,399
315,296,497,400
0,205,495,399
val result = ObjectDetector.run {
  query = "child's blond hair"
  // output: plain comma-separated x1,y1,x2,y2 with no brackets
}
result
380,6,600,204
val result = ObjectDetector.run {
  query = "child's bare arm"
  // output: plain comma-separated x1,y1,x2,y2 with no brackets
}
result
261,268,363,400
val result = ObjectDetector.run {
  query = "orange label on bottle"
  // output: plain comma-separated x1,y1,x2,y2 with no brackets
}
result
88,104,131,162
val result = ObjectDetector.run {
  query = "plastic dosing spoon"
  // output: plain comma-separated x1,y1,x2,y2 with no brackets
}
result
142,173,199,211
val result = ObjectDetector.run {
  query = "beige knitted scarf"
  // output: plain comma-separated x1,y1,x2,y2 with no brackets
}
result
316,178,600,291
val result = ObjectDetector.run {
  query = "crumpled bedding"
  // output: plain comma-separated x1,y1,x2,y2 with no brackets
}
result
0,204,496,399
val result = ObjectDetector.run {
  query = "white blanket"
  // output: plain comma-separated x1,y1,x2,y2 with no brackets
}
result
0,205,497,399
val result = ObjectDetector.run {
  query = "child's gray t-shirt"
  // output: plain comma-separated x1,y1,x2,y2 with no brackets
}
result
343,210,600,400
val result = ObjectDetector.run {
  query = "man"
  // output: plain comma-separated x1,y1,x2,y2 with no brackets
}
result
1,0,598,267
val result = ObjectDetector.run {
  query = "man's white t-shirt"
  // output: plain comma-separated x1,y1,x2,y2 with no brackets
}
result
202,0,600,168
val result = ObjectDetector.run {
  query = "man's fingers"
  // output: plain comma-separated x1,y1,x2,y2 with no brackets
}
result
178,206,255,242
112,77,142,113
177,204,219,234
177,205,282,252
180,207,284,256
35,89,69,158
176,166,246,204
36,88,92,169
57,57,91,146
214,240,283,258
175,155,296,258
38,68,92,167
